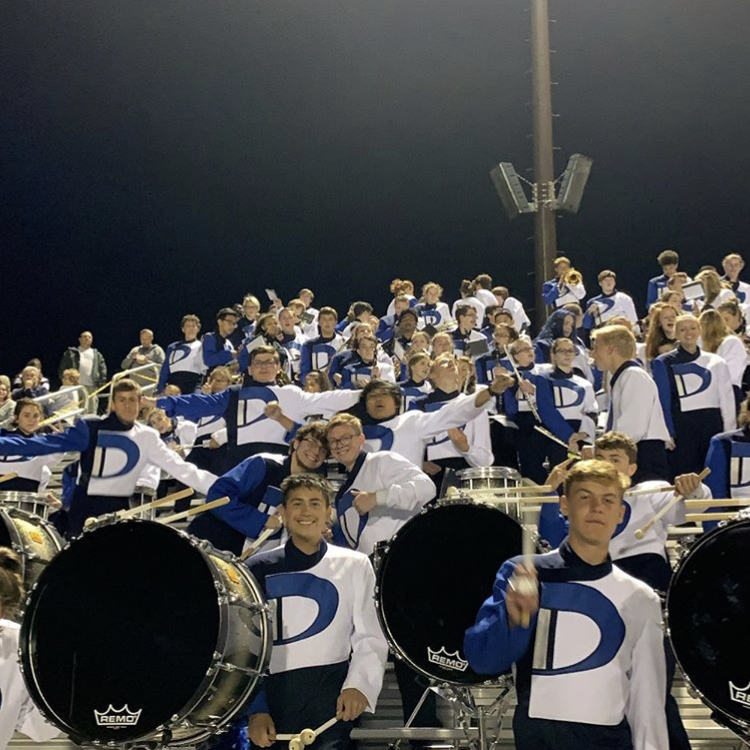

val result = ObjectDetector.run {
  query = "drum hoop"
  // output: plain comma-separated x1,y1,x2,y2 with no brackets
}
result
20,518,272,745
456,467,521,480
0,507,26,571
665,516,750,729
373,502,518,686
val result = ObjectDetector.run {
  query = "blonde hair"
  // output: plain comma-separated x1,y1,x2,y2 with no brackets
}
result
591,325,636,359
564,459,631,498
699,309,730,353
696,269,729,305
325,413,363,437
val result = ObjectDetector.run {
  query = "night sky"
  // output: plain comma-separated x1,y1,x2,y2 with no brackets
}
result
2,0,749,381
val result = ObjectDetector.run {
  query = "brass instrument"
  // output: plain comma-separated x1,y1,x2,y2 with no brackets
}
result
562,268,583,286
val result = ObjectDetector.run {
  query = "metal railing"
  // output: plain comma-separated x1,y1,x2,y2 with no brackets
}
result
107,363,161,409
32,386,90,426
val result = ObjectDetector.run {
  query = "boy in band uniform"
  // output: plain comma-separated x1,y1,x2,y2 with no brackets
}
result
464,460,668,750
246,474,388,750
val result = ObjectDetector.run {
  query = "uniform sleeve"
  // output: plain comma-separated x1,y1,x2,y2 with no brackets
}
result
158,390,230,421
372,453,435,514
146,433,217,495
569,281,586,301
715,360,738,432
625,591,669,750
206,457,272,538
157,350,171,391
535,376,574,442
0,419,90,456
538,498,568,548
341,557,389,712
408,393,487,440
202,334,233,369
623,295,639,324
704,435,730,499
646,278,658,308
299,341,314,381
280,387,360,420
649,358,675,438
463,559,535,674
542,280,559,306
464,412,494,468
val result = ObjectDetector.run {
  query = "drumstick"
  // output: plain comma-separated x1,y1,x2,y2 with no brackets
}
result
503,346,543,424
634,467,711,540
240,525,280,560
518,524,537,628
685,512,737,523
518,495,561,503
0,473,18,485
115,488,195,520
159,496,230,525
533,425,582,459
277,717,339,745
683,498,750,508
626,484,676,497
490,484,554,494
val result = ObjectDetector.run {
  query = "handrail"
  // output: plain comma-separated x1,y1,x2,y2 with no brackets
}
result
32,385,90,417
107,363,162,409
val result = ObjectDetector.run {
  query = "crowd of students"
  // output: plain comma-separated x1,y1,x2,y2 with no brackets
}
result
1,248,749,750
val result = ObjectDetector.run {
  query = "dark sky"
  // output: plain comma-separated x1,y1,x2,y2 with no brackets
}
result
2,0,749,380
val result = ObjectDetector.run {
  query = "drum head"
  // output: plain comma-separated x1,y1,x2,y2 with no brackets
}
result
377,502,525,684
21,521,220,743
667,520,750,726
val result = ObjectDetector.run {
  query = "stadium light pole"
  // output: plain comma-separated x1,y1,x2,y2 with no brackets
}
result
530,0,558,329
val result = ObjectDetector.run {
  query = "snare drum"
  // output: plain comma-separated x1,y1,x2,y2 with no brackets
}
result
455,467,524,518
0,506,63,618
374,500,536,685
0,491,52,520
20,519,272,747
666,515,750,734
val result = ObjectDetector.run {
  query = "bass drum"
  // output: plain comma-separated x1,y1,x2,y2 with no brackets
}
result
666,515,750,732
0,506,63,618
20,519,272,747
374,500,535,685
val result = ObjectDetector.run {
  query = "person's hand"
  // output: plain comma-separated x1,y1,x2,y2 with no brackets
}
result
201,382,212,394
46,493,63,510
333,373,343,386
489,368,515,395
392,359,402,378
48,421,65,433
135,354,147,364
336,688,369,722
248,714,276,748
141,396,157,410
581,444,595,460
568,431,587,453
264,401,284,422
264,514,282,530
506,563,539,629
674,473,702,498
208,438,221,449
352,490,377,515
545,456,577,492
518,380,536,396
667,438,676,451
422,461,442,476
447,428,470,452
371,366,380,380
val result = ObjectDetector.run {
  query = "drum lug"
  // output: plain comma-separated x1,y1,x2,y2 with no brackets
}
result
216,661,263,677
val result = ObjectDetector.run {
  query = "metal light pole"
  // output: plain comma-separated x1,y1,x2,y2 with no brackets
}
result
530,0,558,328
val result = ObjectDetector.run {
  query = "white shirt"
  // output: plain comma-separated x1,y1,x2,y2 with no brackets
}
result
78,348,95,386
717,335,748,388
0,620,59,750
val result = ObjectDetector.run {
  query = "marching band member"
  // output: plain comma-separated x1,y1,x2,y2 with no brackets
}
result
0,380,217,535
699,308,747,408
0,548,59,750
400,351,433,410
652,315,736,475
338,335,395,389
492,286,531,333
154,347,359,466
475,324,516,386
202,308,240,372
246,473,388,750
0,399,63,492
591,325,671,482
642,303,677,371
188,421,328,555
451,280,486,326
721,253,750,304
158,314,206,394
414,281,452,330
583,271,638,332
646,249,682,308
542,256,586,310
464,460,668,750
451,305,488,360
534,309,592,382
299,307,346,382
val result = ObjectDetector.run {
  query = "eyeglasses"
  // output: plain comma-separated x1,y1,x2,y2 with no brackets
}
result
555,348,576,355
327,434,356,449
301,437,326,452
253,360,277,368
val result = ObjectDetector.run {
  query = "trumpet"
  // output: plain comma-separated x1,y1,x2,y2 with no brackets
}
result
562,268,583,286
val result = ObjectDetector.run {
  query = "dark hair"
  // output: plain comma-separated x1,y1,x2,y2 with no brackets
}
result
303,370,332,392
455,304,475,323
535,309,578,345
280,473,333,506
361,379,402,409
248,346,281,365
292,420,329,450
0,547,24,617
473,273,493,289
111,378,141,398
397,308,419,324
349,301,374,322
181,314,201,327
318,306,338,321
595,431,638,464
14,398,43,420
216,307,239,322
657,249,679,267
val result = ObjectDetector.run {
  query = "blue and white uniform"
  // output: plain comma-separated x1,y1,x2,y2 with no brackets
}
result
606,361,670,482
279,331,307,382
202,332,235,371
299,334,345,381
246,541,387,750
0,619,59,750
413,302,451,330
400,379,432,411
583,291,638,330
464,540,667,750
542,278,586,309
333,450,434,555
188,454,289,555
158,339,205,393
339,356,395,389
500,296,531,332
0,414,216,535
704,426,750,529
0,429,62,492
451,328,488,360
535,367,598,449
158,381,359,462
451,297,486,326
652,346,736,475
724,277,750,304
